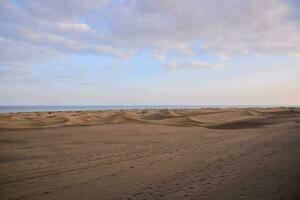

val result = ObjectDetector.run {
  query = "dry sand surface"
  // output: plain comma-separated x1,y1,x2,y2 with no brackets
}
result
0,108,300,199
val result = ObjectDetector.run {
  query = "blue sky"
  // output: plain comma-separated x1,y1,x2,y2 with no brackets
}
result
0,0,300,105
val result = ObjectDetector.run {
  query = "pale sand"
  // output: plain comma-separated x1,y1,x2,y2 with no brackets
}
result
0,108,300,199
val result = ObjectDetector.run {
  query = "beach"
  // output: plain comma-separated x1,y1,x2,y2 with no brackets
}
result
1,108,300,199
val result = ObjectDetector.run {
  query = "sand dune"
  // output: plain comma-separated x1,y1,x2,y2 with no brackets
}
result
142,109,180,120
0,108,299,130
206,117,271,129
1,108,300,200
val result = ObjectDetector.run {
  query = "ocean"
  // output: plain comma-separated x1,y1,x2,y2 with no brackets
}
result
0,105,297,114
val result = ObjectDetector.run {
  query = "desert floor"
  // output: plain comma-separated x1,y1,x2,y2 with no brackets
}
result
0,108,300,200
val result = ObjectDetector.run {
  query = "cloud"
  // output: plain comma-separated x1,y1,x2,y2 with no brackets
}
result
23,0,109,20
58,23,90,32
104,0,300,57
288,52,300,58
0,37,61,64
1,0,300,72
164,60,224,70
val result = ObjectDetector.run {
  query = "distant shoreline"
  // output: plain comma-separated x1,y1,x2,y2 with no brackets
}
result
0,105,299,114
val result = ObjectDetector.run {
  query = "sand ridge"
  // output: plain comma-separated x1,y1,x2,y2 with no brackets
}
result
0,108,299,130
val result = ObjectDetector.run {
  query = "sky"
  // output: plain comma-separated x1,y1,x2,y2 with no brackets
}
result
0,0,300,105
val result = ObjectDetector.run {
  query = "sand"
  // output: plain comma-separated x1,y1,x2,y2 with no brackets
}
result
0,108,300,200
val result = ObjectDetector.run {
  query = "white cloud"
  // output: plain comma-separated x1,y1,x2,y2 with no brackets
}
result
288,52,300,58
58,23,90,32
104,0,300,57
164,60,224,70
0,37,60,64
24,0,109,20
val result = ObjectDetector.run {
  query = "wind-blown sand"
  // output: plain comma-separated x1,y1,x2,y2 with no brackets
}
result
0,108,300,199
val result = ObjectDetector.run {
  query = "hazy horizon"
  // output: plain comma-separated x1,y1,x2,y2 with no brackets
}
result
1,0,300,105
1,104,300,106
1,104,300,114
